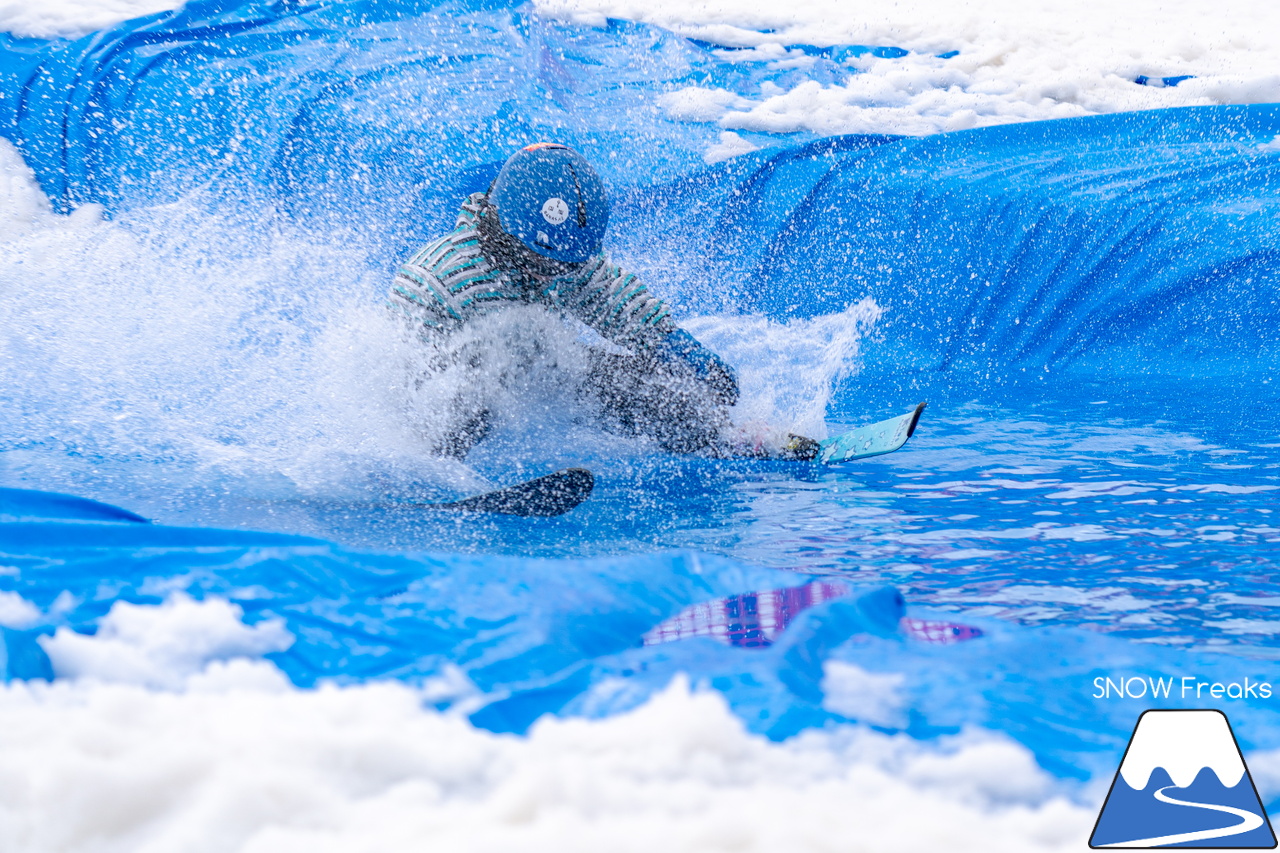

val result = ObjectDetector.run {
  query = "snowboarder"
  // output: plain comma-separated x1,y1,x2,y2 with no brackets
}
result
389,142,749,458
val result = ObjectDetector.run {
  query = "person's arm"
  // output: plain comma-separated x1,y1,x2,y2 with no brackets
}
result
553,258,673,345
554,260,739,406
650,327,740,407
387,231,477,335
388,267,461,335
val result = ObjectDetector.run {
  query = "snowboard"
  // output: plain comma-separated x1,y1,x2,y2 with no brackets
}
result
785,401,927,464
414,403,924,516
420,467,595,517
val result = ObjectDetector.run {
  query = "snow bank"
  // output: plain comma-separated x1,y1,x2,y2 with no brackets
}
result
1,594,1093,850
0,590,40,628
0,0,185,40
0,672,1093,853
9,0,1279,140
540,0,1280,136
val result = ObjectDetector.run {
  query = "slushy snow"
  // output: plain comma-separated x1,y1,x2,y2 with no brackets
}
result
0,589,40,628
0,615,1095,853
0,594,1097,852
0,0,185,39
6,1,1280,138
539,0,1280,137
39,593,294,690
5,0,1279,145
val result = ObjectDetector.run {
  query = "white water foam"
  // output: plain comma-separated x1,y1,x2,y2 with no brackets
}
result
0,143,578,500
0,140,870,505
684,298,881,440
0,140,468,502
540,0,1280,143
0,595,1095,853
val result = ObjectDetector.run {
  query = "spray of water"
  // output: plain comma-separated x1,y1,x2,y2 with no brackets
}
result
684,298,883,441
0,140,880,507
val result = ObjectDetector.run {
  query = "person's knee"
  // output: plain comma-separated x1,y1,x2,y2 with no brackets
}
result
432,405,493,459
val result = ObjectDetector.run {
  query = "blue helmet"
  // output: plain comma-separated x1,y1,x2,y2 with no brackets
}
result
488,143,609,265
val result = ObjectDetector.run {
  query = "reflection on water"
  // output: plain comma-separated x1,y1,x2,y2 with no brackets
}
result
619,390,1279,657
642,580,983,648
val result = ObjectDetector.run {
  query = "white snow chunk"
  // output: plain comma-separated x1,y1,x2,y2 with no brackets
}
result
38,593,294,689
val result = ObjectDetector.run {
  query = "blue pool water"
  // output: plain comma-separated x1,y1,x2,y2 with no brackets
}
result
1,0,1279,802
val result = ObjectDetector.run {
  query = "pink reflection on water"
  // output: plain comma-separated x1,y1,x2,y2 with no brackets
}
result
643,581,983,648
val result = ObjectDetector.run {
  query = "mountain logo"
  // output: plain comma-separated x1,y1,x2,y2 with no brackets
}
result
1090,709,1277,848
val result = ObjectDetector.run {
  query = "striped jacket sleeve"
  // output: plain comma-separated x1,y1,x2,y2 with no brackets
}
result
552,258,675,349
388,235,464,333
387,197,507,334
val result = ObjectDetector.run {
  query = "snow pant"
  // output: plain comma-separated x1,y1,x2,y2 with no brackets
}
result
580,351,732,455
431,348,731,459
